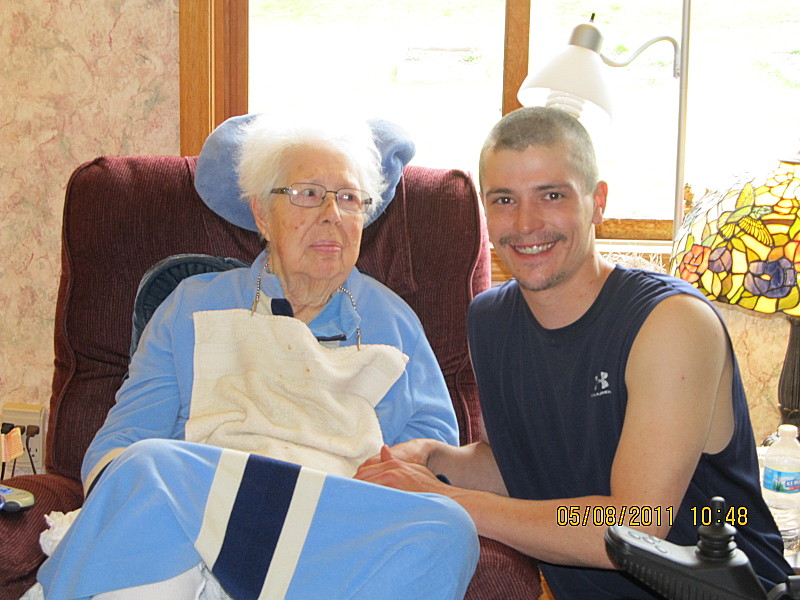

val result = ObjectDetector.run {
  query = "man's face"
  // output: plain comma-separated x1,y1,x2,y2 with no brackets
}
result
481,143,606,294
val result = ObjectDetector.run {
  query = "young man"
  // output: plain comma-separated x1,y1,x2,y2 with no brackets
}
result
356,106,792,598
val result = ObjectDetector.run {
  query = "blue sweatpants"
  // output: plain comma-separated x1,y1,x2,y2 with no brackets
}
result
37,439,479,599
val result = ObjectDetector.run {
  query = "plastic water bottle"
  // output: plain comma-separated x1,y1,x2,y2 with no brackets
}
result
762,424,800,562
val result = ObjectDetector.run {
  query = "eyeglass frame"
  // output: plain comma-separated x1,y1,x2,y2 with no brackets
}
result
270,182,373,214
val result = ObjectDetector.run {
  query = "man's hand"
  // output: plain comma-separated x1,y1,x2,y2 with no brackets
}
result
354,445,453,495
359,438,438,469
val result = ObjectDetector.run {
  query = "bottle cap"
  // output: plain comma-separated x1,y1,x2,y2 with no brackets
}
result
778,424,799,438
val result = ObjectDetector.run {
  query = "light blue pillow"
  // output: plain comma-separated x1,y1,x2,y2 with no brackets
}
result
194,114,416,231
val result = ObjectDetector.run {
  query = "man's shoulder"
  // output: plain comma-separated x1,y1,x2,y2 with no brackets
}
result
467,280,524,343
611,266,709,304
604,267,724,342
470,279,520,312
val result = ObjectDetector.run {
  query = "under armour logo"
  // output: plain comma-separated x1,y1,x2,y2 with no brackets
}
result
594,371,609,392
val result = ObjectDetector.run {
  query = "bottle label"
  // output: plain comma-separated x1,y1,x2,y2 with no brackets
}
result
763,467,800,493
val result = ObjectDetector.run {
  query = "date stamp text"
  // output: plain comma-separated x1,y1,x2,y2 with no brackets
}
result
556,504,749,527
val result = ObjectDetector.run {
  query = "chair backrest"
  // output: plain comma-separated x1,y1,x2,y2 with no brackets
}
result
47,156,491,481
130,254,250,356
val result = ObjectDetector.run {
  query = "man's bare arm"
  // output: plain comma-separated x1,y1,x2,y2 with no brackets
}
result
359,419,508,496
357,294,733,568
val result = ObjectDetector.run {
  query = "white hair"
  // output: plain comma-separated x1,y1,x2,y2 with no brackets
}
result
237,114,386,221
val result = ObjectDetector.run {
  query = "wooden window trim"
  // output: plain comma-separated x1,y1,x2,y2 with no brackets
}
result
597,219,672,241
498,0,673,243
179,0,248,157
503,0,529,116
178,0,673,240
498,0,673,242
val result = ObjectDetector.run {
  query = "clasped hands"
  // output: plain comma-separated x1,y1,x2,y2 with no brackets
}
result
354,440,453,495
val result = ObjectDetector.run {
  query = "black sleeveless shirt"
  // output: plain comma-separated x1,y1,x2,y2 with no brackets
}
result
468,266,791,599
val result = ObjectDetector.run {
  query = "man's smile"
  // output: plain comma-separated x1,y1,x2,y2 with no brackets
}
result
511,241,557,255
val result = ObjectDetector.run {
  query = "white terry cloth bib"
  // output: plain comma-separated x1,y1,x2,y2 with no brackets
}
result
187,309,408,478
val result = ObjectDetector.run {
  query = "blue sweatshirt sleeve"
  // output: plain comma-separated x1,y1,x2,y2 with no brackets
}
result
368,303,459,447
388,328,459,446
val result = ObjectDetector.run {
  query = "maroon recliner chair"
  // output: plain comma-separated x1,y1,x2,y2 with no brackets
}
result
0,155,541,599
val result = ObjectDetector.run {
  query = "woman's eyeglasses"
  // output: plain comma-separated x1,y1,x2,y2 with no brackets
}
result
271,183,372,214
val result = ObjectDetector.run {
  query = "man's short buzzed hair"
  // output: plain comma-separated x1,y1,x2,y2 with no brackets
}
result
479,106,599,194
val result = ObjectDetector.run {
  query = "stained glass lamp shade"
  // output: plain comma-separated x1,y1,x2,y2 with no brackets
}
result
670,155,800,426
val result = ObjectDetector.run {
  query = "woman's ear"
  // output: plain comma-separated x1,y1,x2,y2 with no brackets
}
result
250,196,271,241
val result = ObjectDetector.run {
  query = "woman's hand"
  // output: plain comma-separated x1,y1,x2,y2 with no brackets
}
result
354,445,453,495
359,438,440,469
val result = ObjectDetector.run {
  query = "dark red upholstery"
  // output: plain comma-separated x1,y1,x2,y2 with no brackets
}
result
0,156,541,599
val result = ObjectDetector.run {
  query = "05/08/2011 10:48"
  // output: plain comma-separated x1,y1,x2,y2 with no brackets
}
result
556,504,750,528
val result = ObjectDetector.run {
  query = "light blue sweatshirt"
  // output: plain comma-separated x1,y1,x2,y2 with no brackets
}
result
82,250,459,490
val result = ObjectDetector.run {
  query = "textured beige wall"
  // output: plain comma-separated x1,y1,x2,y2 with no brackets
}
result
0,1,787,445
720,305,787,443
606,255,787,442
0,1,180,407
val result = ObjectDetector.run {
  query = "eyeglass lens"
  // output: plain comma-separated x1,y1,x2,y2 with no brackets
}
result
289,183,369,213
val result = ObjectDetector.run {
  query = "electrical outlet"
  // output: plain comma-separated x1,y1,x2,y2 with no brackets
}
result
1,402,47,475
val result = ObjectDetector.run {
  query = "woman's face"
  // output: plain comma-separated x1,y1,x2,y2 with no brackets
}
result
252,146,365,295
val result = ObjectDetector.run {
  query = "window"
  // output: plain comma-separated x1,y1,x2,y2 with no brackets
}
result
529,1,799,227
248,0,507,174
180,0,799,245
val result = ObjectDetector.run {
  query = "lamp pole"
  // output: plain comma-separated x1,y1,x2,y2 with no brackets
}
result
779,316,800,428
516,3,691,237
673,0,692,239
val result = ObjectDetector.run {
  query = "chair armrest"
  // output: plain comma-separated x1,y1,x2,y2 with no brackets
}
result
0,473,83,600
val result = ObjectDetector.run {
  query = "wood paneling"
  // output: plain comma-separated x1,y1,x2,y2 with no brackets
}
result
597,219,673,241
179,0,248,157
502,0,530,115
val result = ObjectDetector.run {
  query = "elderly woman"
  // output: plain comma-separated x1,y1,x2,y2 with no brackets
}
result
30,115,478,600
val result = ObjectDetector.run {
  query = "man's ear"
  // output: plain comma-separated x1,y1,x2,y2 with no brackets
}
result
592,181,608,226
250,196,271,241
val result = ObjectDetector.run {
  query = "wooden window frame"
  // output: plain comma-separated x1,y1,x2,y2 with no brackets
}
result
498,0,671,245
179,0,249,157
179,0,671,242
